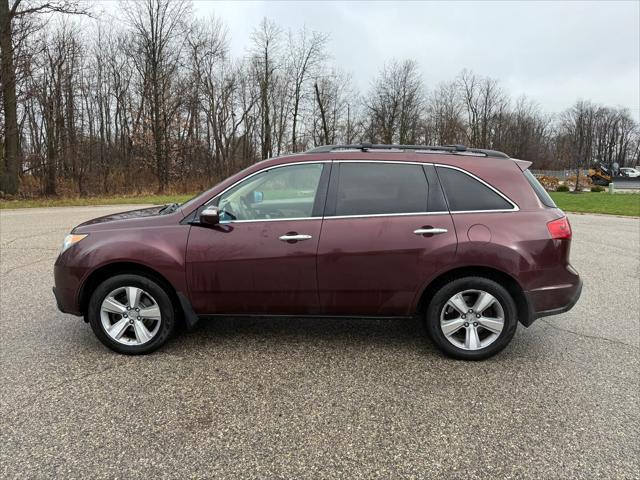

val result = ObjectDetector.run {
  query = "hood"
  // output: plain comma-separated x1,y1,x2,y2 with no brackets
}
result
73,205,179,233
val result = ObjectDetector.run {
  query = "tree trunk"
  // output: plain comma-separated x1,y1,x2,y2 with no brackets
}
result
291,96,299,152
314,82,329,145
0,1,20,194
45,101,57,196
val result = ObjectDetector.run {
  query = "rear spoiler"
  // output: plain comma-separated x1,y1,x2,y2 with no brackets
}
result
512,159,533,171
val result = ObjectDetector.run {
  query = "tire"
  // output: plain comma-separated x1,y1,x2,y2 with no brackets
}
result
425,276,518,360
87,274,175,355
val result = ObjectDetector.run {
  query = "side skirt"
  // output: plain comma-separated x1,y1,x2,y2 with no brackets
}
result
196,313,418,321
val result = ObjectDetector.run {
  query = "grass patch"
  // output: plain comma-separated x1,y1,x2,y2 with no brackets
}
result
550,192,640,217
0,194,195,209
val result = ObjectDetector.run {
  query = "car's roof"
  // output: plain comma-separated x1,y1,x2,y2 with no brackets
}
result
305,143,510,159
252,143,525,169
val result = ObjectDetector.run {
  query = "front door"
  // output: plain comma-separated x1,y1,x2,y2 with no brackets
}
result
186,162,329,314
317,162,457,316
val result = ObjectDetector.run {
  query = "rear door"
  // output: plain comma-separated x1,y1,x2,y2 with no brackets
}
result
316,161,457,316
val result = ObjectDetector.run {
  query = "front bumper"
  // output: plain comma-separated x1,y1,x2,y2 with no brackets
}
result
53,259,84,316
52,284,82,316
52,286,64,312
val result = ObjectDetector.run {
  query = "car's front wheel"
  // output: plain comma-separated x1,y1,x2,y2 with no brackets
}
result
87,274,175,354
425,277,518,360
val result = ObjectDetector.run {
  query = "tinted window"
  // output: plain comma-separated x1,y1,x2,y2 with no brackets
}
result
335,163,429,216
423,164,449,212
524,170,557,208
217,163,323,221
436,167,513,211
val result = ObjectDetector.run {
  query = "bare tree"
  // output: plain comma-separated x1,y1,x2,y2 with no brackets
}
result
366,59,424,144
251,17,281,160
123,0,190,192
560,100,597,190
286,27,327,152
593,106,638,171
426,81,465,145
457,69,508,148
1,0,88,194
312,70,360,146
4,6,638,199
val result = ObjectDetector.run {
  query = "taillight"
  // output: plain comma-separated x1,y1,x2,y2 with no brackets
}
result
547,216,572,240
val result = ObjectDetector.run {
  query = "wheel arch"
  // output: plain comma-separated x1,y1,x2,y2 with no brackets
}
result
79,261,182,319
415,266,533,326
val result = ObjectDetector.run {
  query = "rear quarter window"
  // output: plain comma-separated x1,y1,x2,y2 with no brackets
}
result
436,166,515,212
523,170,557,208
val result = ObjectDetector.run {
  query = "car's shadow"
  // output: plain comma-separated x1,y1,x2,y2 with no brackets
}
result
169,315,435,353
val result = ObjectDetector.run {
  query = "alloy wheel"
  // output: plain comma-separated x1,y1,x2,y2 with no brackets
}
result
100,286,162,345
439,289,505,350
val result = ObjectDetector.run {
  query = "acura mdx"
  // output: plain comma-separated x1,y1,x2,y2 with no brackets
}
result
53,144,582,359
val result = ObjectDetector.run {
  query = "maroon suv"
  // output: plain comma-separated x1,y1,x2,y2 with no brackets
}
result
53,144,582,359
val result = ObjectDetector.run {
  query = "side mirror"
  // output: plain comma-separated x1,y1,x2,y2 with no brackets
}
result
199,206,220,225
253,191,264,203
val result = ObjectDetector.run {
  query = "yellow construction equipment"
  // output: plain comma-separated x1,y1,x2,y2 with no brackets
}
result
588,163,613,186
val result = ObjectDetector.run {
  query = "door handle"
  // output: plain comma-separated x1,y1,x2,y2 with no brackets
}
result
279,234,313,242
413,227,448,235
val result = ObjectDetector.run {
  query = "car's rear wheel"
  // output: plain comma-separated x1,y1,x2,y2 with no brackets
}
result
425,277,518,360
87,274,175,354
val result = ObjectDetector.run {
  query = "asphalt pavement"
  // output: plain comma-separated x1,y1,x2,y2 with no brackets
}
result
1,206,638,479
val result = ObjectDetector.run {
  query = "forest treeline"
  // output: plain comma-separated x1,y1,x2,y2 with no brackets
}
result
1,0,638,197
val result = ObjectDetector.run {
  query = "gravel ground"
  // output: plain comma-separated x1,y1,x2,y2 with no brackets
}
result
0,206,638,479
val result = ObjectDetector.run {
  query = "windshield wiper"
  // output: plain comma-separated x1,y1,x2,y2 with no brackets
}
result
159,203,179,214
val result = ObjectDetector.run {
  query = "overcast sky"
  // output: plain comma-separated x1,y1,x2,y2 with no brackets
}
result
102,1,640,120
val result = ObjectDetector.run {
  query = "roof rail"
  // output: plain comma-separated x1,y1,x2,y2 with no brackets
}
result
305,143,510,159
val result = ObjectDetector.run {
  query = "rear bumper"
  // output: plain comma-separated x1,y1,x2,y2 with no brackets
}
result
534,279,582,320
524,277,582,326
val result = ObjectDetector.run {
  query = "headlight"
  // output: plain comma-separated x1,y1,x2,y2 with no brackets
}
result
61,234,88,253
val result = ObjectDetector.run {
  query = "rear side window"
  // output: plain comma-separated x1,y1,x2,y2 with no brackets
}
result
524,170,557,208
335,163,428,216
436,166,514,211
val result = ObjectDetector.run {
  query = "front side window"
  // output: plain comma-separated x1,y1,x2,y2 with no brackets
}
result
436,166,514,211
217,163,324,221
335,163,429,216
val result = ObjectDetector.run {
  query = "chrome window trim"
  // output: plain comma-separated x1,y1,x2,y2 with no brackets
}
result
202,159,519,224
206,160,330,207
204,161,328,224
219,216,322,224
217,209,516,223
331,160,518,216
450,209,518,214
330,160,432,218
334,159,427,166
433,163,520,213
324,211,449,220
